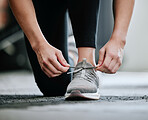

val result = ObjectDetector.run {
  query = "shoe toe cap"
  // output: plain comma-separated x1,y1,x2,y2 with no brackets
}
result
66,80,97,93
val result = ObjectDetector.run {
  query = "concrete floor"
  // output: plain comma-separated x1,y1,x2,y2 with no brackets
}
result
0,71,148,120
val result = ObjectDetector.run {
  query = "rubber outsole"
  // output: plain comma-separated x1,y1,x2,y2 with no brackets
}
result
65,89,100,100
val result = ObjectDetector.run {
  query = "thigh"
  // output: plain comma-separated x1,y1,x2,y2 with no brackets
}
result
33,0,68,50
25,0,71,96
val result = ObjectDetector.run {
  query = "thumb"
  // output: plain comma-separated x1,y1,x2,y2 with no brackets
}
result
97,48,105,67
56,51,70,67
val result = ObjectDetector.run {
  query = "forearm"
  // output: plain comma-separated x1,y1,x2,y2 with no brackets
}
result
8,0,47,51
112,0,135,43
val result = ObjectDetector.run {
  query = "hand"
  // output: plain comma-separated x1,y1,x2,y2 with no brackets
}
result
34,42,70,78
96,36,125,74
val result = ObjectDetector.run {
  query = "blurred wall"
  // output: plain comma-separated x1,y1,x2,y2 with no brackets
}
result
120,0,148,72
95,0,114,63
96,0,148,72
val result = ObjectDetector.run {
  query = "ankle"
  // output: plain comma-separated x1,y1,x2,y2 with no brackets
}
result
77,58,96,66
77,47,96,66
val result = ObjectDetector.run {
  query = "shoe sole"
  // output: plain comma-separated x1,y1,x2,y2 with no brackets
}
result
65,89,100,100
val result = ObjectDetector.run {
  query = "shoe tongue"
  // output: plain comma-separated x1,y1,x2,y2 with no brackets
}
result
75,58,93,69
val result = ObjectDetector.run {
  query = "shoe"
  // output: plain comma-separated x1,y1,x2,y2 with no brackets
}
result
65,58,100,100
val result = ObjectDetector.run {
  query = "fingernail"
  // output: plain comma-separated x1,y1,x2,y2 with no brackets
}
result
98,62,102,66
64,61,69,65
66,63,70,66
96,64,99,67
96,63,100,66
65,63,70,67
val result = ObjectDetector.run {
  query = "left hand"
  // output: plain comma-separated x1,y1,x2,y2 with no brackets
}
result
96,36,125,74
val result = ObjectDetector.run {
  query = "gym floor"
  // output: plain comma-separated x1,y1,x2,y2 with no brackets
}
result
0,70,148,120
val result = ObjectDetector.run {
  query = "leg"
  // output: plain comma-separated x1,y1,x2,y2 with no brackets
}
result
65,0,100,100
68,0,100,65
25,0,71,96
77,47,96,66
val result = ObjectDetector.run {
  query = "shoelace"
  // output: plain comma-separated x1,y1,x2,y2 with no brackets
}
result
67,66,97,74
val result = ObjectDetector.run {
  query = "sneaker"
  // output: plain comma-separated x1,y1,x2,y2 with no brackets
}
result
65,58,100,100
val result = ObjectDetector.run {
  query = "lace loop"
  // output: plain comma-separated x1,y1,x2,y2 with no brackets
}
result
67,66,96,74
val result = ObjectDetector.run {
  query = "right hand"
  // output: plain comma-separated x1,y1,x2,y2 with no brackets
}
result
34,42,70,78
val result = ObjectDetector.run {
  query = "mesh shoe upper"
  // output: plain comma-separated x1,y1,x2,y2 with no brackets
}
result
66,58,99,93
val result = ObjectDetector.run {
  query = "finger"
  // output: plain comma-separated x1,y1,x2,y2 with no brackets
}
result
42,66,61,78
108,59,117,73
49,57,69,73
112,58,122,73
112,63,120,73
97,48,105,66
97,54,112,73
56,51,70,67
41,66,53,78
96,67,111,74
43,60,62,74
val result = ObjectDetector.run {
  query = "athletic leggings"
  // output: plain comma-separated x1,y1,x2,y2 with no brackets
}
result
25,0,100,96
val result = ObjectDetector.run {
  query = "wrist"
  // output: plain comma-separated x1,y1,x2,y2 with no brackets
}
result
112,29,127,40
31,37,48,53
110,30,127,48
112,29,127,39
